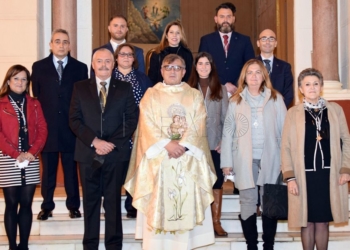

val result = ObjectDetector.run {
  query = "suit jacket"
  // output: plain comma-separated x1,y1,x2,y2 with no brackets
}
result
31,53,88,152
257,55,294,107
90,42,145,77
69,77,139,164
199,31,255,85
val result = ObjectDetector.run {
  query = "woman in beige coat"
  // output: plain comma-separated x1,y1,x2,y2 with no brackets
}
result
281,68,350,250
221,59,286,250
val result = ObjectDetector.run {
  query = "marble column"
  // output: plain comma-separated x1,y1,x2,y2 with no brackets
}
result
52,0,77,58
312,0,350,100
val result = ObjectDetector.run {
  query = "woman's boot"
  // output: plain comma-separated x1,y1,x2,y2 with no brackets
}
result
211,188,228,236
239,213,258,250
262,214,278,250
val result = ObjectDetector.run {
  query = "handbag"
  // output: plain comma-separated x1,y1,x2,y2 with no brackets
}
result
263,172,288,220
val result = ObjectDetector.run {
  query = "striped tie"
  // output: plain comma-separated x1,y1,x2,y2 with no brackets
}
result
99,82,107,112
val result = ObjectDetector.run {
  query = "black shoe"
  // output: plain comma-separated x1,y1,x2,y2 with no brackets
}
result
37,209,52,220
126,211,137,218
69,209,82,218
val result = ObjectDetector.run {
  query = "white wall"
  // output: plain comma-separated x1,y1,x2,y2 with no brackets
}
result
0,0,39,80
0,0,92,82
338,0,349,89
293,0,313,102
77,0,92,73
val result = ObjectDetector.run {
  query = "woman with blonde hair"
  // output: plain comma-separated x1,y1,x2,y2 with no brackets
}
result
221,59,286,250
148,20,193,84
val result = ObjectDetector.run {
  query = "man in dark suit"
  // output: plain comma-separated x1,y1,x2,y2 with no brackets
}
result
199,2,255,95
256,29,294,107
69,48,138,250
91,14,144,218
32,29,88,220
90,14,145,77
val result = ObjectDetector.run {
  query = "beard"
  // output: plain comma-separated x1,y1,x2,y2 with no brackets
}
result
111,33,126,41
217,22,234,33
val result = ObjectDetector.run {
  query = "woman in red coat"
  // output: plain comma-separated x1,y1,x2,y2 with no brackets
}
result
0,65,47,250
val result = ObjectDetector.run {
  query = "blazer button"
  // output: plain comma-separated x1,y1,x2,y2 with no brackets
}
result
58,111,61,114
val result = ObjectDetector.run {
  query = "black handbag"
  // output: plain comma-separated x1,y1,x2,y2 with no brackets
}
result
263,172,288,220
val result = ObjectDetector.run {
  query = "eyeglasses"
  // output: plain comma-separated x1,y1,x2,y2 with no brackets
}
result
162,65,184,72
259,36,276,42
118,53,134,58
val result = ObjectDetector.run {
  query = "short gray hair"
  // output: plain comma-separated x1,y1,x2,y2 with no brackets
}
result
51,29,70,42
297,68,324,87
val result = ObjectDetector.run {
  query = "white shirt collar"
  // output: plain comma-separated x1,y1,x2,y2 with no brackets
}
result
110,39,126,52
95,77,111,94
52,55,68,68
260,55,274,72
218,31,232,45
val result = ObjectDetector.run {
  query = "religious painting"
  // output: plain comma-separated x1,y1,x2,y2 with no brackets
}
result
127,0,181,43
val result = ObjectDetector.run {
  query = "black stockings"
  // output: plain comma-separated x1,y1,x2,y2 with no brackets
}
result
301,222,329,250
3,184,36,250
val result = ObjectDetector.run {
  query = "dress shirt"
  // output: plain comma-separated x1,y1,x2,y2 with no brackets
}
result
260,55,274,73
218,31,232,48
95,77,111,95
52,55,68,69
110,39,126,52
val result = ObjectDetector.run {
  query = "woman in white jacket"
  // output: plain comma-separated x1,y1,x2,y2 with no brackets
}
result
221,59,287,250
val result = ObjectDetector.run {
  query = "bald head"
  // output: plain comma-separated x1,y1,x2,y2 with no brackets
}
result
257,29,277,57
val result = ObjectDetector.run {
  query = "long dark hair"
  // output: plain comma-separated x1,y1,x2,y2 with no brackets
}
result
0,65,31,98
188,52,223,101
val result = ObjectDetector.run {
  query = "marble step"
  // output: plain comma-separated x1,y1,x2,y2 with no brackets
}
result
0,232,349,250
1,212,350,237
0,194,348,215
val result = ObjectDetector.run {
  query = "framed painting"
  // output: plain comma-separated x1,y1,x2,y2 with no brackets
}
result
127,0,181,43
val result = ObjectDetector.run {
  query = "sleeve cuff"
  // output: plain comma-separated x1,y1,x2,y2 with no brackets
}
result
145,139,171,158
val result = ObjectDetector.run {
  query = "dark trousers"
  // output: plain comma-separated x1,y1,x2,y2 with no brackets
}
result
79,160,129,250
40,152,80,210
211,150,224,189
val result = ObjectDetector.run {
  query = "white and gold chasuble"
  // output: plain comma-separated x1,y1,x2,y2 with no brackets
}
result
124,82,216,248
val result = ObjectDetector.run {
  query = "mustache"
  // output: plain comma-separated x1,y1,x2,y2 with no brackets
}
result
98,66,109,71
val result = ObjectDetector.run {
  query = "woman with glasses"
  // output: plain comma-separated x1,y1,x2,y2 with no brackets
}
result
113,43,152,218
114,43,153,106
281,68,350,250
148,20,193,85
188,52,229,236
0,65,47,250
221,59,286,250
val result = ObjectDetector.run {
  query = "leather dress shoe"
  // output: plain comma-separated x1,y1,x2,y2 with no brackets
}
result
37,209,52,220
69,209,82,218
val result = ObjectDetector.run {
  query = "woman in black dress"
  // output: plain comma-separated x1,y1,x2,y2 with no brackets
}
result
281,68,350,250
148,20,193,85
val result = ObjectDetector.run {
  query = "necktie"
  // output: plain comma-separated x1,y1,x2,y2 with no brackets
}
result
263,59,271,74
99,82,107,112
223,35,229,57
57,60,64,80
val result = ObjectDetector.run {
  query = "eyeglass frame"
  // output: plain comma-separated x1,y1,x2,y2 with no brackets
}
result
259,36,276,42
118,53,134,58
162,65,185,72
